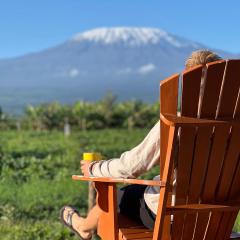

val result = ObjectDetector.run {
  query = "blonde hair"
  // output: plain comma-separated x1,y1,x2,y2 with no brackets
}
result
185,50,222,70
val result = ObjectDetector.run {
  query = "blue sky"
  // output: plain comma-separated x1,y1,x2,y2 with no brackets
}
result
1,0,240,58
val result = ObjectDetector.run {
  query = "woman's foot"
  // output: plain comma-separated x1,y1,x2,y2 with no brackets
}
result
60,206,92,240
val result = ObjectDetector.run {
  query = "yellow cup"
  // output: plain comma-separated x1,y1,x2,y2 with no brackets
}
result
83,152,102,161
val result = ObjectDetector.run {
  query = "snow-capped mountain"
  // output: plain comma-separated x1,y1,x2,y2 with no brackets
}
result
71,27,198,48
0,27,237,113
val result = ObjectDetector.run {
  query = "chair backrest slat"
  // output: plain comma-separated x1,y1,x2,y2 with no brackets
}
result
212,141,240,240
160,74,179,177
199,60,226,118
217,60,240,118
222,161,240,238
181,126,214,240
229,155,240,200
171,127,196,239
181,65,202,117
159,74,179,239
229,85,240,201
172,66,202,239
233,90,240,119
171,65,202,239
201,126,230,201
216,128,240,200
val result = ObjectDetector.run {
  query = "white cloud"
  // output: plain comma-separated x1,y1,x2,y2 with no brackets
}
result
69,68,79,78
117,68,132,75
138,63,156,74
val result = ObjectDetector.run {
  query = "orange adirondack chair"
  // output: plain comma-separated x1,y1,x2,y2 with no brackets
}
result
73,59,240,240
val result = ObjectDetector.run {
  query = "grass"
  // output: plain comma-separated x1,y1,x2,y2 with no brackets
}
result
0,128,148,239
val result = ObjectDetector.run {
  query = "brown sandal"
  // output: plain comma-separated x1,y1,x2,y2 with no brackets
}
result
60,206,92,240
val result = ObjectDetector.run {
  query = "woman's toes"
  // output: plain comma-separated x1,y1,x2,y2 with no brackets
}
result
63,206,73,223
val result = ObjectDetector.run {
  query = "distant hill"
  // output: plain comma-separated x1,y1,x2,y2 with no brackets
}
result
0,27,237,114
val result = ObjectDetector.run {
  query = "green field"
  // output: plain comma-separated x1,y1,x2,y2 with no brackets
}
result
0,129,239,239
0,129,154,239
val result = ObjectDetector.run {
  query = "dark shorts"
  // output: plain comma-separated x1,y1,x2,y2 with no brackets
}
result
118,184,156,230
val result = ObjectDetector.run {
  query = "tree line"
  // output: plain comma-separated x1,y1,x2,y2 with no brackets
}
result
0,94,160,131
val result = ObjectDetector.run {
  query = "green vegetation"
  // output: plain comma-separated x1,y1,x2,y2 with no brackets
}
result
0,128,157,239
0,95,159,131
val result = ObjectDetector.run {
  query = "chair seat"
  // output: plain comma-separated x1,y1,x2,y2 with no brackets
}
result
118,214,153,240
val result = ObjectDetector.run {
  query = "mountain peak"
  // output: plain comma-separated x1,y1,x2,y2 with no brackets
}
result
70,27,186,47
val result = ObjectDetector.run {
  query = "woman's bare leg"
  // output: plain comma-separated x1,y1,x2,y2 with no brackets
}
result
76,205,102,231
63,205,102,238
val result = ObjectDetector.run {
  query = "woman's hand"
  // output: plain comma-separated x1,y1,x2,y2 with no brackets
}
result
80,160,91,177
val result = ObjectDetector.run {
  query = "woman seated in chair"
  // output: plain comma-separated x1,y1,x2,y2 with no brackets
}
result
60,50,221,240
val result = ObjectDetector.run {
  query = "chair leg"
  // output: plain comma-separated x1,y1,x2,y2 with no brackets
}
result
94,182,118,240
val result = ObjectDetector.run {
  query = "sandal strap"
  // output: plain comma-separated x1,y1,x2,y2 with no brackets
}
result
66,208,77,227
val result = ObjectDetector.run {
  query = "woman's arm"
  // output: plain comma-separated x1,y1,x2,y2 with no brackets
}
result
86,121,160,178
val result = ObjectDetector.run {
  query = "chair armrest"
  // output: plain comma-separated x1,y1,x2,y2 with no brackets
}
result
72,175,167,187
160,113,238,127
